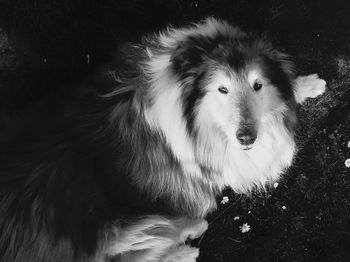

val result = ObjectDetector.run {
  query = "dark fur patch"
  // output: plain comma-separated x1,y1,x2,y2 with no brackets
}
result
170,43,204,78
183,71,207,134
259,55,294,100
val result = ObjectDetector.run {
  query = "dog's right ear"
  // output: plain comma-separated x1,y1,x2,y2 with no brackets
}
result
170,43,206,78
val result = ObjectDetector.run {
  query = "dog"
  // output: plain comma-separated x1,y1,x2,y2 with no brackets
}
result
0,18,326,262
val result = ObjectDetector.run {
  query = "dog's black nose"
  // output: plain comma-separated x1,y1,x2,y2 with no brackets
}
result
236,130,256,145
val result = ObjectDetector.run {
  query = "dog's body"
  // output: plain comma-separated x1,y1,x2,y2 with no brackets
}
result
0,18,325,262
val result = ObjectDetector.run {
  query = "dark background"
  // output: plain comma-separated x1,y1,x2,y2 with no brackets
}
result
0,0,350,261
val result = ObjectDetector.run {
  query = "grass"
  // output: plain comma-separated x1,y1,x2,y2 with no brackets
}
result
0,0,350,261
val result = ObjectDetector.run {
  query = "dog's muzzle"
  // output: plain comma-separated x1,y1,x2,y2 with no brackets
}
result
236,128,257,150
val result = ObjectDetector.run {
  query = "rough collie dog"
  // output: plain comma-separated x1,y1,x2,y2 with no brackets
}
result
0,18,325,262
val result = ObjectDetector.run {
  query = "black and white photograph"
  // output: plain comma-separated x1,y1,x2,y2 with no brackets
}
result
0,0,349,261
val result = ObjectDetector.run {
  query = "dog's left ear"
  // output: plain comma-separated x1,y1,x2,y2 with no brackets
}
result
293,74,326,104
170,43,206,78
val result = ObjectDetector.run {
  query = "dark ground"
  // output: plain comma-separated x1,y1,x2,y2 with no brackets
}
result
0,0,350,261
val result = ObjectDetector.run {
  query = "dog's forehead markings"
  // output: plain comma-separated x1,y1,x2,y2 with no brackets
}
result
211,70,234,88
247,69,261,85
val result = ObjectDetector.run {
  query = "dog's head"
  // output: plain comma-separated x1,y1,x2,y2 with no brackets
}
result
169,19,297,151
143,18,298,186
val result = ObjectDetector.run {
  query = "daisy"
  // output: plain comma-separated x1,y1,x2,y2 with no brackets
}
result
345,159,350,168
220,196,229,204
240,223,251,233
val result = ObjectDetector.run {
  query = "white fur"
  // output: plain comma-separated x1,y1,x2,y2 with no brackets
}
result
100,217,207,262
144,54,203,177
247,69,260,87
222,109,295,192
163,246,199,262
294,74,326,103
196,100,295,192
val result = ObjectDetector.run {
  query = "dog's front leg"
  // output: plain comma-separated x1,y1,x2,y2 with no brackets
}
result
160,218,208,262
98,216,208,262
293,74,326,104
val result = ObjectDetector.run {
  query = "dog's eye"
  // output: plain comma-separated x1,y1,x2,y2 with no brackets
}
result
253,81,263,91
218,86,228,94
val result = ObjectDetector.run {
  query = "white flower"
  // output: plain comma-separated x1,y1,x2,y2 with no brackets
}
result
345,159,350,168
282,205,287,210
233,216,240,221
220,196,229,204
273,182,279,188
240,223,251,233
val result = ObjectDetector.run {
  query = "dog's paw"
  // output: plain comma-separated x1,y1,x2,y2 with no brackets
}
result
179,219,208,242
162,245,199,262
294,74,326,104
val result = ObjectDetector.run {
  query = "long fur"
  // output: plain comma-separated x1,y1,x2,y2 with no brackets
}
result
0,18,326,262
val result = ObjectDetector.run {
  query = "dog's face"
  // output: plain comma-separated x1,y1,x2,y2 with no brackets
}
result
173,38,296,151
194,65,289,150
